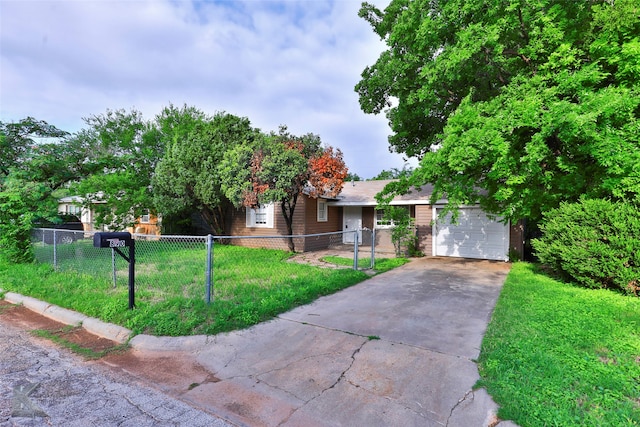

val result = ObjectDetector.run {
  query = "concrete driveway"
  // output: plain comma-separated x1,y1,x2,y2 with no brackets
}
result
133,257,516,427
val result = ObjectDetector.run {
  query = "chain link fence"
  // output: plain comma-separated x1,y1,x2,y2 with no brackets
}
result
31,228,379,304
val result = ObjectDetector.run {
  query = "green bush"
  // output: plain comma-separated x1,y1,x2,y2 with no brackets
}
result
381,206,416,257
532,199,640,295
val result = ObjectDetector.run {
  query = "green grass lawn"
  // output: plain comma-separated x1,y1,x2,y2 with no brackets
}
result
1,242,376,336
478,262,640,427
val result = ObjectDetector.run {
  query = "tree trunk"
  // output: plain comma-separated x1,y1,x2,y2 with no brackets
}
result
280,194,298,252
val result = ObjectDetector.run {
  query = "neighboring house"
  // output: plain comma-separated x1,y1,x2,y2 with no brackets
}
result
57,196,159,235
58,195,100,232
227,180,524,261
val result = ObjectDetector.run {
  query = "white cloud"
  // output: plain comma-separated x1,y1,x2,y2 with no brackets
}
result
0,0,414,178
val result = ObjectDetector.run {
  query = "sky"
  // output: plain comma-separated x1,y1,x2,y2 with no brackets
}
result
0,0,416,179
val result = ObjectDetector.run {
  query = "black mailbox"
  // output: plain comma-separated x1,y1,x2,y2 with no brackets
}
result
93,232,133,248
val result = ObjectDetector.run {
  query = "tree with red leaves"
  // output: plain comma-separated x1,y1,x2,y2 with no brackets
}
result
220,126,348,251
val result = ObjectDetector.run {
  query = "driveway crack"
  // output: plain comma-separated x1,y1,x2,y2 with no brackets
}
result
324,339,365,392
446,389,474,426
277,339,368,426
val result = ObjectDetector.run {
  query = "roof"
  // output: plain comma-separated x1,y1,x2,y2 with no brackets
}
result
328,179,436,207
59,195,84,204
58,193,107,204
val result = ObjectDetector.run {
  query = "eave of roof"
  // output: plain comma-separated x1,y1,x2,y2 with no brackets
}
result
327,179,440,207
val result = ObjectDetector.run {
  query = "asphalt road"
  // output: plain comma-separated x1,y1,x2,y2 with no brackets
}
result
0,320,231,427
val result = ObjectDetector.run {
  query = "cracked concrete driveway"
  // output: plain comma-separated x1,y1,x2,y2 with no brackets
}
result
131,257,517,427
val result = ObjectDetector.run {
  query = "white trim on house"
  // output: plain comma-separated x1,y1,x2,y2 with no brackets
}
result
246,204,274,228
374,206,410,229
317,200,328,222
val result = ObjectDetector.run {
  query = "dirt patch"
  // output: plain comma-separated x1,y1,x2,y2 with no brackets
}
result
100,350,220,392
0,300,219,395
0,300,118,354
288,250,353,268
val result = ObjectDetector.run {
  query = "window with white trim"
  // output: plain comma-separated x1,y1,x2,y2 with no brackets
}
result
375,206,409,228
246,204,274,228
62,204,81,216
375,210,393,228
140,210,150,224
317,200,328,222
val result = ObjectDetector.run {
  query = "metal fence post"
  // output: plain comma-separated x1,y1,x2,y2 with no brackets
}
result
371,227,376,269
205,234,213,304
128,238,136,310
111,249,117,288
53,229,58,270
353,230,359,270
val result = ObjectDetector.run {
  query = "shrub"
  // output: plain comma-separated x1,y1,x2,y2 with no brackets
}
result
382,206,416,257
532,199,640,295
0,191,36,264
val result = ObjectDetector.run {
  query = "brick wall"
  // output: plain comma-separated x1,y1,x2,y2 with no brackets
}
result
302,197,341,251
227,196,343,252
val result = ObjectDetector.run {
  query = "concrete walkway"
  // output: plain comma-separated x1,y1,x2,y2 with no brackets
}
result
132,257,518,427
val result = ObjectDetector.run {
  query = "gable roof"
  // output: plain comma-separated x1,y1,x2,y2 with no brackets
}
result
328,179,436,207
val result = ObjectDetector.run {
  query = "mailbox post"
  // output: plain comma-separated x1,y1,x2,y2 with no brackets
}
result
93,232,135,309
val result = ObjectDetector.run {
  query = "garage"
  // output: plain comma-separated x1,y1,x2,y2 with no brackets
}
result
433,207,510,261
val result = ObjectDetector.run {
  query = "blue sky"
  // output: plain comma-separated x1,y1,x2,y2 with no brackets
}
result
0,0,415,179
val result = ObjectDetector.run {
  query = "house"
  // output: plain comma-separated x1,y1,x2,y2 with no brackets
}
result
57,196,160,235
227,180,524,261
328,180,524,261
226,195,341,252
58,195,98,232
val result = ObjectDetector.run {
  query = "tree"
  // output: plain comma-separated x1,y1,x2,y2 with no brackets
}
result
153,110,260,234
369,165,413,181
221,127,348,251
0,117,69,180
0,118,81,262
358,0,640,223
345,172,362,182
72,109,164,229
0,179,57,262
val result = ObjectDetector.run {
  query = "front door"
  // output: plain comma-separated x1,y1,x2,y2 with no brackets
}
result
343,206,362,244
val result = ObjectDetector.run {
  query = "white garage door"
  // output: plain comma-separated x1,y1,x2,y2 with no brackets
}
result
434,208,509,261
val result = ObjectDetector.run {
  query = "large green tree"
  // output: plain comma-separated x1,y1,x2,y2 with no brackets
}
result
72,109,164,229
153,110,260,234
0,117,69,180
369,165,413,181
0,118,85,262
358,0,640,222
220,126,348,251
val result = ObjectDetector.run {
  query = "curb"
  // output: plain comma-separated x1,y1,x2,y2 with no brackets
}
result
2,290,132,344
129,334,210,352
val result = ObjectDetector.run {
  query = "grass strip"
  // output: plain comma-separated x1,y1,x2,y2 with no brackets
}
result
477,262,640,426
0,245,376,337
31,326,128,360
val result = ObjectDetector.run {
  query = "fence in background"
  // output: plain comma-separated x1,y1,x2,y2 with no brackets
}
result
31,228,380,304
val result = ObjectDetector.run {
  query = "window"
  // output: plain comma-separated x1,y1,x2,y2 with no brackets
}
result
60,204,81,216
375,210,393,228
317,200,328,222
246,204,274,228
140,210,150,224
375,206,410,228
